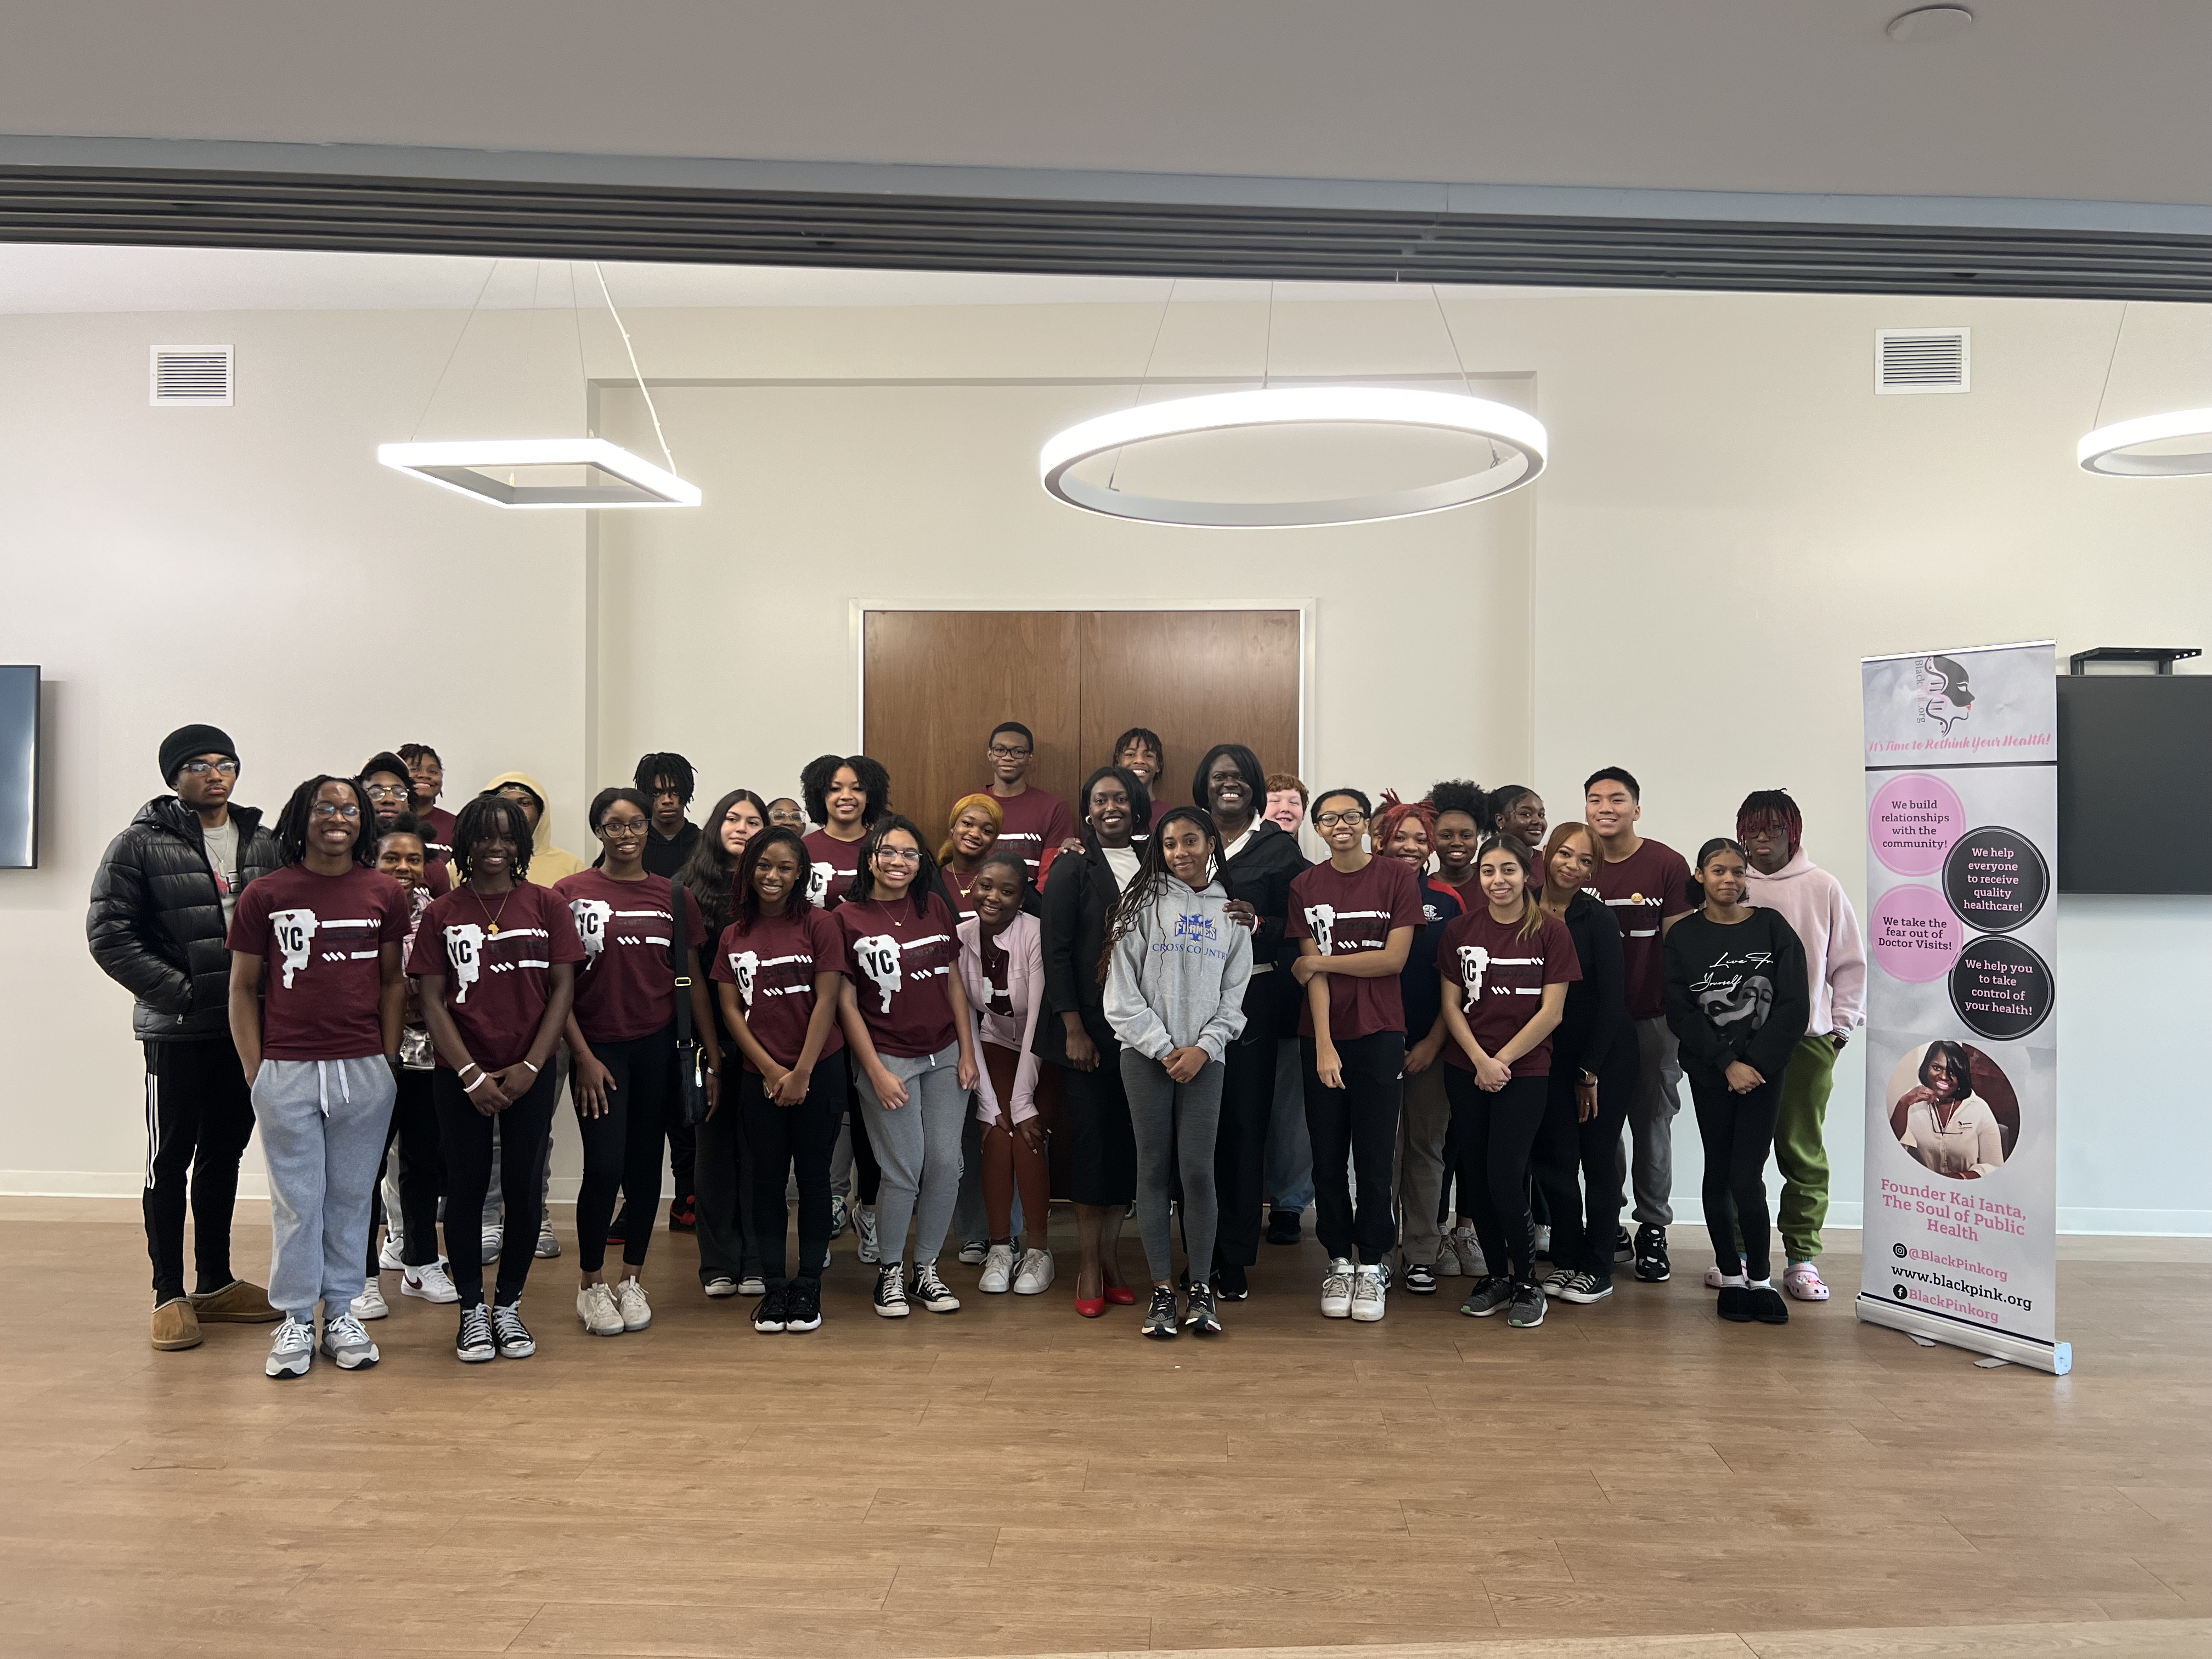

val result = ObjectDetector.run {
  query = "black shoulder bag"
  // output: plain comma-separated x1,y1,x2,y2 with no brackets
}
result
669,882,710,1126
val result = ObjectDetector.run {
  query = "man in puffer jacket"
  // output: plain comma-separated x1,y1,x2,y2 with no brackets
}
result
88,724,283,1351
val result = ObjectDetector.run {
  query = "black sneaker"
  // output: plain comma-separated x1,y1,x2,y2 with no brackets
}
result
491,1301,535,1359
784,1278,823,1332
873,1263,910,1319
455,1301,495,1363
752,1287,788,1334
1212,1261,1250,1301
1508,1282,1548,1328
1266,1207,1302,1246
1634,1224,1672,1283
1183,1282,1222,1335
1459,1276,1515,1317
1404,1261,1438,1296
1559,1271,1614,1305
1142,1286,1180,1339
1613,1225,1633,1263
911,1262,960,1314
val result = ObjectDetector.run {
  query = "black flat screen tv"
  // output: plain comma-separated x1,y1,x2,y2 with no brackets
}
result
2056,673,2212,894
0,667,36,869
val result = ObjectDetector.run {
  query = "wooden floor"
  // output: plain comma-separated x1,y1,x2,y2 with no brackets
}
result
4,1200,2209,1659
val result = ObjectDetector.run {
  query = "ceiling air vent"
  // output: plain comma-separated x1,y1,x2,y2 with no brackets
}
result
1875,328,1969,394
150,345,233,407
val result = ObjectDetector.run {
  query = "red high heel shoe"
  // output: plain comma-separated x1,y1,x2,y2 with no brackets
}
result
1075,1286,1107,1318
1104,1282,1136,1306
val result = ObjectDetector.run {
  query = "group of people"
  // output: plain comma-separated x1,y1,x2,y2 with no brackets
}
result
89,717,1865,1376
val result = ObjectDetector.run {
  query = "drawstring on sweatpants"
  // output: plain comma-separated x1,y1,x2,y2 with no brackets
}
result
315,1059,352,1119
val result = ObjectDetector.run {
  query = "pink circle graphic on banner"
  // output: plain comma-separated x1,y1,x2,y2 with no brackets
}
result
1867,772,1965,876
1870,884,1963,982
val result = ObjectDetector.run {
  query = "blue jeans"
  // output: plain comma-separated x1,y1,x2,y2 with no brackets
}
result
1264,1037,1314,1211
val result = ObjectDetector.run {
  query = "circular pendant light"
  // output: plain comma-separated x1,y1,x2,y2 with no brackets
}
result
2078,407,2212,477
1039,385,1548,528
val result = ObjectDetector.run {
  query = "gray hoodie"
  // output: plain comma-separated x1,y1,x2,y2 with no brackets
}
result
1102,874,1254,1064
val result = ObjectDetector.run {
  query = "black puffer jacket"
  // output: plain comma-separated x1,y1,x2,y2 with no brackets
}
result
87,797,281,1042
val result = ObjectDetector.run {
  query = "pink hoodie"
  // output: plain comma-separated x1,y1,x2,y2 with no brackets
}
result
1743,850,1866,1037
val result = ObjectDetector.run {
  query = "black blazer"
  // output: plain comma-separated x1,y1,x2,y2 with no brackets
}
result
1032,843,1122,1065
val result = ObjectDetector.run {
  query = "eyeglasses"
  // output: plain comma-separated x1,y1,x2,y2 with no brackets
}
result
873,846,923,865
179,760,239,778
988,744,1032,759
1314,810,1366,829
364,783,410,800
308,803,362,820
601,820,652,838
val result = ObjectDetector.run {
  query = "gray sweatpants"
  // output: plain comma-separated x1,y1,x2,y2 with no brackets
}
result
852,1041,966,1268
1121,1051,1225,1285
1620,1015,1684,1228
252,1056,396,1321
1393,1061,1452,1267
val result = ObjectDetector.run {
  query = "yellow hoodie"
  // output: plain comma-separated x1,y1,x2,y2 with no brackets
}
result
481,770,590,887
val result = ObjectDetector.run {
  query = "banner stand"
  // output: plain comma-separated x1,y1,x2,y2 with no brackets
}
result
1856,640,2070,1378
1855,1295,2072,1375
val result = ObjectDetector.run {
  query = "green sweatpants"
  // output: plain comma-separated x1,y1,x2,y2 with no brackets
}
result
1774,1034,1838,1264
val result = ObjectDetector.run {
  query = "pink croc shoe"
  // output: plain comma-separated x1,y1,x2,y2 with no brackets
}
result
1784,1262,1830,1302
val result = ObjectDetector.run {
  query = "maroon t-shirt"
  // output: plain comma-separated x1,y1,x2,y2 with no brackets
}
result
711,906,849,1073
1286,857,1425,1040
227,864,410,1060
405,882,587,1071
552,868,705,1045
421,805,458,866
802,829,868,909
1587,838,1694,1020
986,787,1074,881
423,858,452,898
1435,909,1581,1077
835,891,961,1058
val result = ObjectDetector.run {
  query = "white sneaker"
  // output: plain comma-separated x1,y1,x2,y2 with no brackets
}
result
978,1244,1016,1294
378,1233,407,1272
534,1218,561,1259
351,1279,389,1321
855,1206,881,1264
1012,1247,1056,1295
264,1313,315,1379
828,1193,850,1240
1434,1233,1463,1277
320,1311,381,1370
1454,1224,1488,1278
1321,1258,1355,1318
480,1224,503,1265
737,1273,768,1297
577,1282,623,1336
1351,1265,1387,1323
1534,1223,1553,1258
402,1259,460,1304
614,1278,652,1331
703,1276,739,1299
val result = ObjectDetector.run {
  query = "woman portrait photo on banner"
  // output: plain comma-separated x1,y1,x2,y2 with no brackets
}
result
1888,1039,2016,1180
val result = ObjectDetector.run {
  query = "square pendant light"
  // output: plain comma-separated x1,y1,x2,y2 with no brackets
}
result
376,438,702,508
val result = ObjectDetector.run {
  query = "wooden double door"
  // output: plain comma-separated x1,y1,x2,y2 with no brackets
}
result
861,610,1301,843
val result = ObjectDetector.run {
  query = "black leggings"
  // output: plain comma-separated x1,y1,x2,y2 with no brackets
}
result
575,1024,675,1274
1300,1032,1405,1264
844,1050,882,1206
436,1065,560,1306
1211,995,1276,1269
1691,1071,1784,1283
1533,1035,1638,1279
1442,1069,1548,1284
369,1066,445,1272
742,1061,849,1289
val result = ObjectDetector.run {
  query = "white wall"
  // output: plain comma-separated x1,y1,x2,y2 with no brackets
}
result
3,281,2207,1233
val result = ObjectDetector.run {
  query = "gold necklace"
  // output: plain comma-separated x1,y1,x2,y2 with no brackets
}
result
472,884,516,936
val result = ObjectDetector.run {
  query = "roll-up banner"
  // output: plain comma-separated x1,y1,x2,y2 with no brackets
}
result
1858,641,2069,1375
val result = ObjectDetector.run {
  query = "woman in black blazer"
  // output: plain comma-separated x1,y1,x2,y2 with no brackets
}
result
1036,764,1150,1318
1530,822,1638,1304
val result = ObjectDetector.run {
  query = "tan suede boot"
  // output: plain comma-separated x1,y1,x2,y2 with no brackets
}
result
189,1280,280,1323
151,1297,203,1350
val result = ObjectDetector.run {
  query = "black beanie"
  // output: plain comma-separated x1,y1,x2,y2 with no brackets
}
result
160,724,239,785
